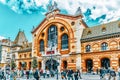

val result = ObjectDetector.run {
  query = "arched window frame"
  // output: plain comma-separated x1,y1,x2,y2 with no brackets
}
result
61,34,69,50
101,42,108,51
48,25,58,48
40,40,44,52
86,45,91,52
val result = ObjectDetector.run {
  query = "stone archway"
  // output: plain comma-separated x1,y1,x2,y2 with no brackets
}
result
86,59,93,73
45,59,58,71
101,58,110,69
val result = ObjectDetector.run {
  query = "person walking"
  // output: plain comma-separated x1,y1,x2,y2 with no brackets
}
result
77,69,82,79
67,69,74,80
43,69,46,78
46,69,50,78
33,69,40,80
118,67,120,80
109,68,116,80
74,70,79,80
26,70,30,79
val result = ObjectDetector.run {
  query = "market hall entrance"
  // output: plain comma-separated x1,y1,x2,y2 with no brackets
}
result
45,59,59,71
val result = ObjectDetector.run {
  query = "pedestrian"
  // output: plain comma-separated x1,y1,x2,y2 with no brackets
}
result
43,69,46,78
61,69,67,80
33,69,40,80
74,70,79,80
77,69,82,79
46,69,50,78
26,70,30,79
109,68,116,80
118,67,120,80
99,67,106,79
67,69,74,80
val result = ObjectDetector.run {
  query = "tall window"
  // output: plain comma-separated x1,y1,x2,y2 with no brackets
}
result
86,45,91,52
40,40,44,52
101,42,108,51
61,34,68,49
48,25,58,47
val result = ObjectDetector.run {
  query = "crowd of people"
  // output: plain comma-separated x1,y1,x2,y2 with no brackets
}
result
0,68,82,80
99,67,117,80
1,67,120,80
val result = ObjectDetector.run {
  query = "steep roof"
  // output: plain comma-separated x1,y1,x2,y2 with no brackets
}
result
81,20,120,42
14,30,28,46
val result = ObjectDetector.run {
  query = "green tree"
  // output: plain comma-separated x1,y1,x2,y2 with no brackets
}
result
32,57,38,69
10,59,16,70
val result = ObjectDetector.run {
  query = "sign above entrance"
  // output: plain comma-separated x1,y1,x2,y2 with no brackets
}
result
46,51,54,54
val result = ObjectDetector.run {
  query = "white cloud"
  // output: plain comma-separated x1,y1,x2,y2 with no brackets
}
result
0,36,5,40
0,0,120,24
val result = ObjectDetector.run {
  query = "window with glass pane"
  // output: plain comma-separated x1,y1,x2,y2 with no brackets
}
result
40,40,44,52
101,42,108,51
48,25,58,47
86,45,91,52
61,34,68,49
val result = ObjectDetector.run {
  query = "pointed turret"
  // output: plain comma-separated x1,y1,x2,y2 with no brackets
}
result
14,30,28,46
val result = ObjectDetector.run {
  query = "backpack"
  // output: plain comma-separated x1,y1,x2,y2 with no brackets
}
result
34,71,39,78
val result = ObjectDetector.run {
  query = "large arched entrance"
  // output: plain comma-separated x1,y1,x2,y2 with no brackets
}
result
45,59,58,71
101,58,110,69
86,59,93,73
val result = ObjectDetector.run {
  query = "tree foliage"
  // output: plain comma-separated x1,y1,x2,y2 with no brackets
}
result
11,59,16,70
32,57,38,69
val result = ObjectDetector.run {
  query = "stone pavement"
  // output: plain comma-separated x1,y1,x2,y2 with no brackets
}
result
9,74,120,80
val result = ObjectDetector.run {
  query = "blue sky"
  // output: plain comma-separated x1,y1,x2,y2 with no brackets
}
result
0,0,120,42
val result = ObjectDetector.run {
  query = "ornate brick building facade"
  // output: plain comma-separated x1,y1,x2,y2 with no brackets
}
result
81,21,120,72
3,2,120,73
31,3,120,72
31,3,87,72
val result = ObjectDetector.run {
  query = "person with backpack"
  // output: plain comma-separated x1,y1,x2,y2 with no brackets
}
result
33,69,40,80
109,68,116,80
74,70,79,80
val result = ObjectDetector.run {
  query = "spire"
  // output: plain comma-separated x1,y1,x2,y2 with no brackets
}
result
53,1,58,10
14,30,28,46
47,1,59,12
75,7,82,16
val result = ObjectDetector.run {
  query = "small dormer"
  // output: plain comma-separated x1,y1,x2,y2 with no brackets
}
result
87,28,92,35
101,24,106,33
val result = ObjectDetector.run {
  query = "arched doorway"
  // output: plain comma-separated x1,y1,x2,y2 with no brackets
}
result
86,59,93,73
45,59,58,71
63,60,67,69
101,58,110,69
39,62,42,69
29,62,31,70
19,62,22,70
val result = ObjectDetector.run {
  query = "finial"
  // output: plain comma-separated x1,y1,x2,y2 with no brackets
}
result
47,4,53,12
75,7,82,16
53,1,58,10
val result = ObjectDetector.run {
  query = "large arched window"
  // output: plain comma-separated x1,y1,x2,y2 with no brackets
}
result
101,42,108,51
61,34,68,49
86,45,91,52
48,25,58,47
40,40,44,52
